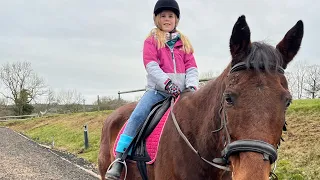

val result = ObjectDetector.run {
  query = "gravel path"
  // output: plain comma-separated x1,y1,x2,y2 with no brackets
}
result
0,127,100,180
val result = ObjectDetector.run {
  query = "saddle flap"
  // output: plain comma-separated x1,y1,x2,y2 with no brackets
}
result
130,96,173,157
144,96,172,137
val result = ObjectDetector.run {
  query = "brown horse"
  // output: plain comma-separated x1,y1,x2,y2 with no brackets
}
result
98,15,304,180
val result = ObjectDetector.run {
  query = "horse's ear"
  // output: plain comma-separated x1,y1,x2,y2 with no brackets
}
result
276,20,304,69
229,15,251,66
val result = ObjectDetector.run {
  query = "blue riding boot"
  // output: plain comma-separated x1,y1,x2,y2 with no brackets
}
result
106,134,133,180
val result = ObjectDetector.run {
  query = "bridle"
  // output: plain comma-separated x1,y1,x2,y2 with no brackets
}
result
170,61,287,180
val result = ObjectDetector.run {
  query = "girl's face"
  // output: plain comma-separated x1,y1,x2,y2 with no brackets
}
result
159,10,176,32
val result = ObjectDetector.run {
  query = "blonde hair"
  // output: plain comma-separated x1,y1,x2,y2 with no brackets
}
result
147,14,194,54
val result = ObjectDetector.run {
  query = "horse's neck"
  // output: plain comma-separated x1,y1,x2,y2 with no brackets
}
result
186,68,229,157
195,68,229,123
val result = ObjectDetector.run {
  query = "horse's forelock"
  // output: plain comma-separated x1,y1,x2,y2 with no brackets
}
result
244,42,284,73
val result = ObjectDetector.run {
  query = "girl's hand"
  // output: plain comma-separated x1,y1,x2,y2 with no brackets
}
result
165,80,181,98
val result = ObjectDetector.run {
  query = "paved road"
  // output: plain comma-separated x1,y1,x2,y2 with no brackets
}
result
0,127,99,180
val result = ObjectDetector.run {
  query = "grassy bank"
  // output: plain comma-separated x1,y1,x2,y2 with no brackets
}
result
276,99,320,179
1,99,319,179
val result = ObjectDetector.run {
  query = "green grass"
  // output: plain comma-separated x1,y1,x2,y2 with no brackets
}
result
287,99,320,113
1,99,319,179
276,99,320,180
275,160,307,180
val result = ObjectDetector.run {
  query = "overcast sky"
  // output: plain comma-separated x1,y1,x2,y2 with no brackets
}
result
0,0,318,104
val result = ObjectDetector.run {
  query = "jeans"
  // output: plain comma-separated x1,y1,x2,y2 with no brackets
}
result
115,89,169,153
123,89,169,136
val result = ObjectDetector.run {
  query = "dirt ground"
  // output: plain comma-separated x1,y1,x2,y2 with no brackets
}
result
0,127,100,180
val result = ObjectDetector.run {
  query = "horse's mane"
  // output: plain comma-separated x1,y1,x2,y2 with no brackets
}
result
244,42,284,73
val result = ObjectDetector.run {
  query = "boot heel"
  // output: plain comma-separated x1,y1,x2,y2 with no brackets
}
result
106,158,123,179
106,152,128,180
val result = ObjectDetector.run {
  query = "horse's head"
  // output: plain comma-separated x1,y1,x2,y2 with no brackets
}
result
222,15,303,180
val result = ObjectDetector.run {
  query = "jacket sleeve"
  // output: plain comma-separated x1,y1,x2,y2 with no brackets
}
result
184,53,199,89
143,37,170,90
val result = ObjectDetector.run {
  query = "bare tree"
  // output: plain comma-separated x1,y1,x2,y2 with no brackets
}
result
0,61,46,115
290,61,308,99
44,88,58,110
93,96,128,110
285,72,297,96
304,65,320,99
57,89,84,113
200,70,218,79
199,70,219,88
0,98,9,116
34,88,59,115
0,98,7,106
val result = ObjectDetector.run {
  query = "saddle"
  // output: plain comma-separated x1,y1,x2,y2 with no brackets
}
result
120,96,174,180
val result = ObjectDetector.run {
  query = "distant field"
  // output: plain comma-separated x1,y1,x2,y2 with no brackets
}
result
1,99,319,180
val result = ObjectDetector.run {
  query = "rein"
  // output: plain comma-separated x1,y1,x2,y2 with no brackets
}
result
170,99,231,171
170,61,286,179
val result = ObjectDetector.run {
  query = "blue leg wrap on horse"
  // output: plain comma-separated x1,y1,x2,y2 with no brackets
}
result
115,134,133,155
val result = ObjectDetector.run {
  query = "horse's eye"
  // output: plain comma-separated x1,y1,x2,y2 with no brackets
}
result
224,93,234,105
285,99,292,108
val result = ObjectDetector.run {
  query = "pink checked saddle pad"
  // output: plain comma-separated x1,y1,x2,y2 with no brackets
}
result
113,105,172,164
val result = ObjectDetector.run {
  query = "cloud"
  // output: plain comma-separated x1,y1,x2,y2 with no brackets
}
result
0,0,318,103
